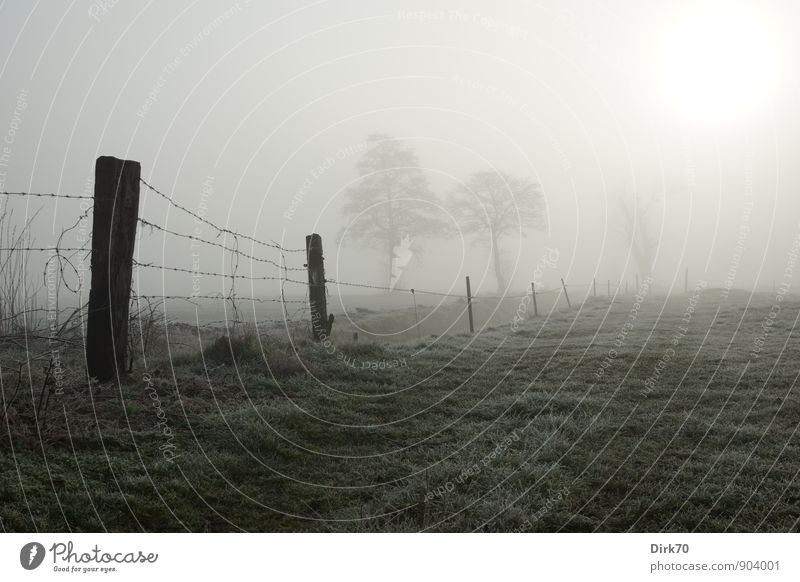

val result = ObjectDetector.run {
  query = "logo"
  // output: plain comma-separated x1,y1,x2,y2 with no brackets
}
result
20,542,46,570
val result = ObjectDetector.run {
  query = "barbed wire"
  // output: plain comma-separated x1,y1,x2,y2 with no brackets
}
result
45,204,94,294
136,218,306,272
0,191,92,200
0,246,91,252
6,187,756,350
193,316,310,329
325,278,541,300
133,293,307,305
132,259,308,285
325,278,465,298
2,188,657,336
139,178,305,253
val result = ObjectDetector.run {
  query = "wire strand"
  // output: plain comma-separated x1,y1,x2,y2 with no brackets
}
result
139,178,305,253
134,293,306,305
136,218,305,271
133,259,307,285
0,191,92,200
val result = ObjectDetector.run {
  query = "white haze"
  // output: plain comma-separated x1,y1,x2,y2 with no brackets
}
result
1,0,799,303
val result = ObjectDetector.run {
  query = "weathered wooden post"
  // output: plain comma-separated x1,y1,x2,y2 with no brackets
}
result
607,279,610,297
593,277,596,298
306,233,332,341
561,278,572,309
411,289,422,339
87,156,141,381
465,276,475,334
530,281,538,317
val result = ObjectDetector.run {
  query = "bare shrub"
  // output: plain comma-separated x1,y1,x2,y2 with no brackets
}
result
0,204,42,334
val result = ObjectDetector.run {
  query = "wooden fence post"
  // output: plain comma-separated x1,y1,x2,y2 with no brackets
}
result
86,156,141,382
411,288,421,339
561,278,572,309
465,276,475,334
530,281,538,317
306,233,332,341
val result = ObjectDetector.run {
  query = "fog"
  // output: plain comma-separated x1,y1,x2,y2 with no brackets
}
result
2,0,800,303
5,1,800,543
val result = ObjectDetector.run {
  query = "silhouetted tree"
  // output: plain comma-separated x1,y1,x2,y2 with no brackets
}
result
451,171,546,292
619,193,659,278
340,134,442,287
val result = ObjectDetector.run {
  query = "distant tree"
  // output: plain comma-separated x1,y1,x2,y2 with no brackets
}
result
450,171,546,292
619,193,659,278
340,134,442,287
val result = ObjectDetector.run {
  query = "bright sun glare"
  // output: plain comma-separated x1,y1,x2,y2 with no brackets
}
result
658,6,778,123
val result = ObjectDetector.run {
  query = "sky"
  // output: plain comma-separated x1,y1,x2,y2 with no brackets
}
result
1,0,799,300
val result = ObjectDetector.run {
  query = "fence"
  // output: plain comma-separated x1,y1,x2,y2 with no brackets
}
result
0,157,310,381
0,155,743,381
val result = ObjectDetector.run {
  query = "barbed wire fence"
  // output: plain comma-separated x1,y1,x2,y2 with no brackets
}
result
0,190,92,338
0,157,312,380
135,177,309,332
0,155,750,380
0,186,530,368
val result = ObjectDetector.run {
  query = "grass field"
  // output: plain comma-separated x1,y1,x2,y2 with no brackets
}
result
1,288,799,532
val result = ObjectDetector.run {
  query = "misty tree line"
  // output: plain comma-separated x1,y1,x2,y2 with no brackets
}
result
340,133,659,292
339,133,546,291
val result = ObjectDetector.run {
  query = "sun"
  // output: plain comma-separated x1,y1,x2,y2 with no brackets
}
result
657,6,779,123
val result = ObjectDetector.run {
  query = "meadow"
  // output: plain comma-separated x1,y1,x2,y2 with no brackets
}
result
1,288,798,532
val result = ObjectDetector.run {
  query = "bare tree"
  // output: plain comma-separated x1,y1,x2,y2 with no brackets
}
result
450,171,546,292
619,193,659,279
340,134,443,287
